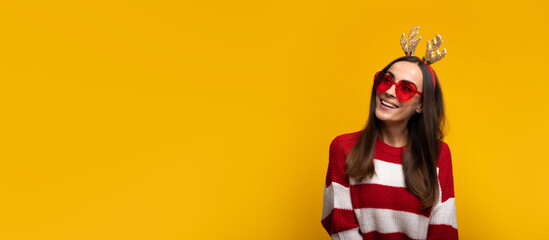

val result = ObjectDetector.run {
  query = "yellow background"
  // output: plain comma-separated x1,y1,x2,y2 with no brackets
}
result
0,0,548,239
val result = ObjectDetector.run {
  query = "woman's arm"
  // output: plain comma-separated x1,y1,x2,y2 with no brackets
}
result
426,142,458,240
321,136,363,240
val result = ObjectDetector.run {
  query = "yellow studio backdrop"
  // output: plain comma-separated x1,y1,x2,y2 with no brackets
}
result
0,0,548,239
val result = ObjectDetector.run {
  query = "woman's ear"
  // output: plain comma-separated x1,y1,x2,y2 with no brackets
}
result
416,103,423,113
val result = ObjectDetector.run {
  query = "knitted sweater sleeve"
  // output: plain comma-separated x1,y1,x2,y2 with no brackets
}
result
427,142,459,240
321,136,363,240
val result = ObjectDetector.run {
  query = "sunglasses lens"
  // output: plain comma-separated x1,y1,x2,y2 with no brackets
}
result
373,71,383,89
374,71,382,81
396,82,417,102
376,75,392,93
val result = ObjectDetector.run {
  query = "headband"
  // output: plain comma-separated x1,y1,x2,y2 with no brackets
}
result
400,26,446,89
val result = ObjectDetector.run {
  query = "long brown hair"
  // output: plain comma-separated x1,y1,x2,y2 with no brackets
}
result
345,56,447,209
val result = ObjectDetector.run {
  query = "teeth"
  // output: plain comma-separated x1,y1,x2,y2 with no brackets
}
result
381,100,397,108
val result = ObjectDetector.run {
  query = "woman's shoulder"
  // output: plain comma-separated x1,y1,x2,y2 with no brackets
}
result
331,130,363,153
437,140,453,168
438,140,451,154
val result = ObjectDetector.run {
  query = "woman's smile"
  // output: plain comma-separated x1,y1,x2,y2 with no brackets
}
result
380,98,399,109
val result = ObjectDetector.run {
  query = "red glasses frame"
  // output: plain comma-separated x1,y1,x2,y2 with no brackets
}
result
374,71,422,102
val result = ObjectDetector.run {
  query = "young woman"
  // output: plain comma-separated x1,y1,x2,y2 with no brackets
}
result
321,27,458,240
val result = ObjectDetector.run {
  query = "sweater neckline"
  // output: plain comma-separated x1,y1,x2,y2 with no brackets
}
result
376,135,407,156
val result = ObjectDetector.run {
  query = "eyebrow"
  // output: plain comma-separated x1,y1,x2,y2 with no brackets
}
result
386,70,412,83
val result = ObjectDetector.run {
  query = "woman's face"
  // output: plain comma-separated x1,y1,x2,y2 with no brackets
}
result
375,61,424,125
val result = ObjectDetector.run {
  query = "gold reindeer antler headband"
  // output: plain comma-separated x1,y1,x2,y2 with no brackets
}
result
400,26,421,56
400,26,446,88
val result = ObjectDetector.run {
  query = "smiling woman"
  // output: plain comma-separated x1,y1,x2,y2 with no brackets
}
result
375,61,425,126
321,26,458,240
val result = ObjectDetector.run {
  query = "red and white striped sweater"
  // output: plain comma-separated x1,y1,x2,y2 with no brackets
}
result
321,130,458,240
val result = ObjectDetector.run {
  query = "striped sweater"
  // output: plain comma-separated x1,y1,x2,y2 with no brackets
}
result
321,130,458,240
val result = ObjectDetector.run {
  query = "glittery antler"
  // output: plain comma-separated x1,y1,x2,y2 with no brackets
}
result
423,34,446,65
400,26,421,56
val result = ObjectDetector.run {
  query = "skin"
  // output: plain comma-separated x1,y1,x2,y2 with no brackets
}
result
375,61,424,147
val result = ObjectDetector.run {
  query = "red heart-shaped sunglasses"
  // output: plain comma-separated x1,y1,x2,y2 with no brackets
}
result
374,71,422,102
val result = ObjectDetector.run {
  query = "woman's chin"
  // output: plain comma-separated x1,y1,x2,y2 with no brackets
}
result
375,107,400,122
375,108,391,121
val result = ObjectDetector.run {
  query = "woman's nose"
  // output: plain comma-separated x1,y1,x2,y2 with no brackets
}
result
385,84,397,98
